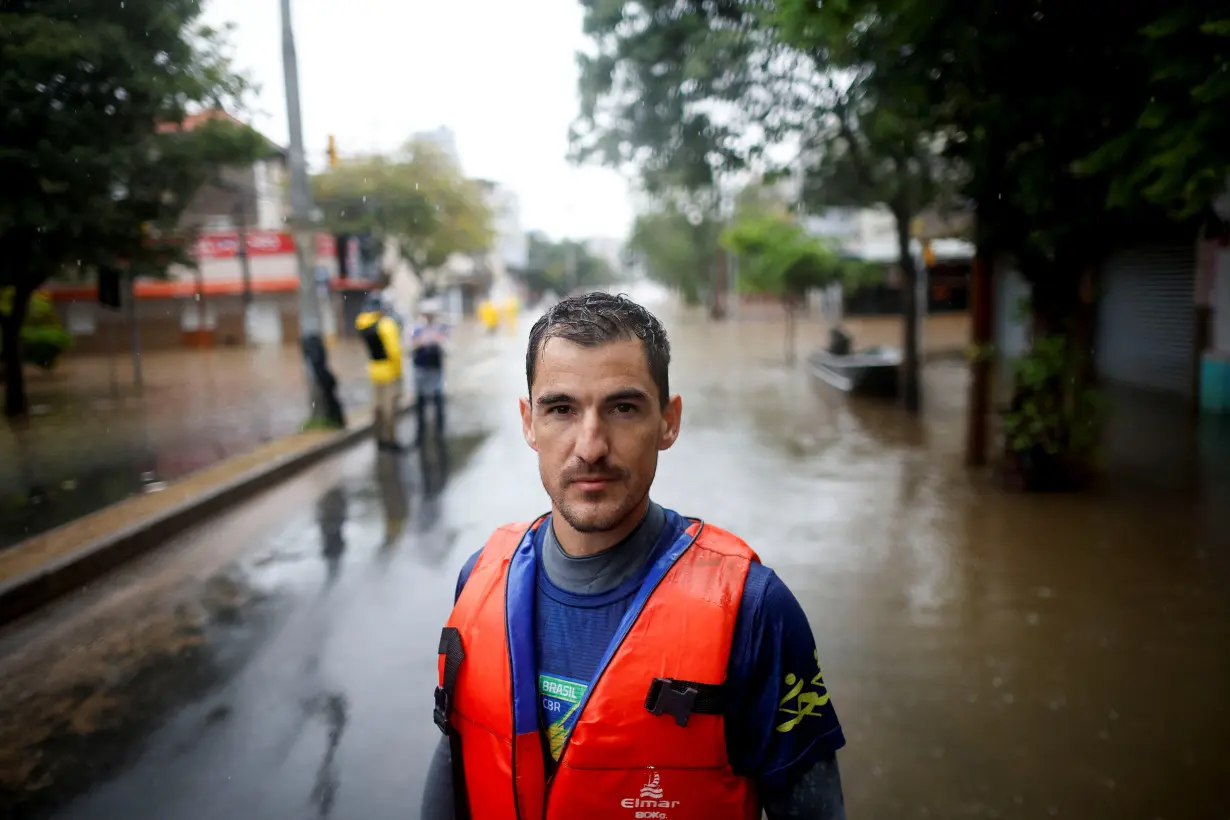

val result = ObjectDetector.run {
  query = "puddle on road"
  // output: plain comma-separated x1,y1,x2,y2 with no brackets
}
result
0,415,493,818
0,567,284,820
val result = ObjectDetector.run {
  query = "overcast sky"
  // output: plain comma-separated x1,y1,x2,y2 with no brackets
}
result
202,0,634,242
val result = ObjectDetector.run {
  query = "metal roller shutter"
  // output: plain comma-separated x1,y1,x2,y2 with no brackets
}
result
1096,245,1195,396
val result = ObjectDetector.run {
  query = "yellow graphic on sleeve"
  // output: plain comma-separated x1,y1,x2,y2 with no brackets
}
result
775,649,831,733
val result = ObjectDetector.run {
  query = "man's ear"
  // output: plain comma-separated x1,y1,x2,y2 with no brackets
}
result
658,394,682,451
520,396,538,451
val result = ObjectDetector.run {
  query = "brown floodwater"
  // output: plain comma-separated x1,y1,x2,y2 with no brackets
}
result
0,300,1227,819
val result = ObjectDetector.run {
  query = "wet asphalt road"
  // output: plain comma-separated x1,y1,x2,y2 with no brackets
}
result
1,293,1229,819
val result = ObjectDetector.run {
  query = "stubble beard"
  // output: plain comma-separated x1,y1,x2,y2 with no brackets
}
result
554,484,650,534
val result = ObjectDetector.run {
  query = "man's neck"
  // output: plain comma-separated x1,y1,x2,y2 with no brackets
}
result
552,495,651,558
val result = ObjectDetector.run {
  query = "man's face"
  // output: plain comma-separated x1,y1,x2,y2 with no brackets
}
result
521,337,682,534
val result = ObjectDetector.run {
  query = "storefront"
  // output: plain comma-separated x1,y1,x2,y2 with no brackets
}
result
1095,244,1197,397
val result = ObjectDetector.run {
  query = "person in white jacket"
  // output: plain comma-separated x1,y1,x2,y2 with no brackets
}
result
408,298,449,446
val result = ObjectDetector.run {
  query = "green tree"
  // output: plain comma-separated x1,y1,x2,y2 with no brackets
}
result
573,0,949,405
770,0,965,413
522,233,616,297
798,0,1196,484
722,210,870,363
627,201,722,309
1078,6,1230,218
0,1,261,417
313,139,494,295
571,0,780,318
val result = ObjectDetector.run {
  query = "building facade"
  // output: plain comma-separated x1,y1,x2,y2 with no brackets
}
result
49,111,347,353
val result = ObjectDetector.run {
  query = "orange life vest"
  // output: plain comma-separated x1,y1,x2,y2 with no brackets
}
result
435,516,761,820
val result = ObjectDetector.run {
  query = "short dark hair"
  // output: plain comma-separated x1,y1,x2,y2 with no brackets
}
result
526,292,671,407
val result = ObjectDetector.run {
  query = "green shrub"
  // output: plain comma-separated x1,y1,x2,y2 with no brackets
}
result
0,290,74,372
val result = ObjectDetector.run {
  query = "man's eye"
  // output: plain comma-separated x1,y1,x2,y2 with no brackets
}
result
612,403,636,414
546,405,572,415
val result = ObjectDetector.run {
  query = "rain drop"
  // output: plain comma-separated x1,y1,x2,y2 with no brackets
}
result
1025,612,1040,626
1002,693,1015,705
992,676,1003,688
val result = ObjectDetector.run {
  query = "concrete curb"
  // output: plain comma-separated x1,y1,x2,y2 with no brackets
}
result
0,409,398,626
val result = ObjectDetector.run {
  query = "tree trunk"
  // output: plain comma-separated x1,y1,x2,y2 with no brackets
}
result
966,252,994,466
893,208,922,414
2,289,31,418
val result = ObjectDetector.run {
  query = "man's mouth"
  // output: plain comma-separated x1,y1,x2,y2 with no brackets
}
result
571,476,617,491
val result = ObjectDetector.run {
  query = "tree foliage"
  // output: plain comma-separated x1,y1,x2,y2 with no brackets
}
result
722,212,868,303
0,0,264,416
571,0,772,193
721,205,869,363
519,232,617,298
627,201,722,308
1078,5,1230,219
313,139,494,284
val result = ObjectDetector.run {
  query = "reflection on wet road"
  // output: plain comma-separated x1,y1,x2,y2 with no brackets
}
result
0,303,1228,819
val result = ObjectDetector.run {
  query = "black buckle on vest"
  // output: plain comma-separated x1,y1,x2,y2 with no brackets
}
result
433,686,450,734
645,678,700,727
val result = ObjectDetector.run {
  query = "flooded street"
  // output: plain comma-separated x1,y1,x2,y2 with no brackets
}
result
0,341,378,550
1,298,1228,819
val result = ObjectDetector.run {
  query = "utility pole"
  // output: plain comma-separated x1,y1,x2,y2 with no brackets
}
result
281,0,344,426
235,200,253,308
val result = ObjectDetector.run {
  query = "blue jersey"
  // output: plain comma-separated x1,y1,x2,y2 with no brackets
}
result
455,508,846,790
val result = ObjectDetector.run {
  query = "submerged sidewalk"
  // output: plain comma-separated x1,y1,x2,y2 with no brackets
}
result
0,325,487,551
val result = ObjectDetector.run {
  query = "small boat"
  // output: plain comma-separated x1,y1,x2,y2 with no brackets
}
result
807,345,903,398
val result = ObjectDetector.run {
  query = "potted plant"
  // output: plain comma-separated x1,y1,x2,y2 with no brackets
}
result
1001,332,1105,492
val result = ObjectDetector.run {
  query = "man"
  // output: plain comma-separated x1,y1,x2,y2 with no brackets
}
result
410,298,449,445
354,294,404,451
423,293,847,819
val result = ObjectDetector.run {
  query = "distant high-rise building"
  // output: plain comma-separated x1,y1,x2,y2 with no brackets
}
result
477,180,528,271
412,126,460,167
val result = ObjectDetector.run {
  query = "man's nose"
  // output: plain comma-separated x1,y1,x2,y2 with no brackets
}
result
574,409,611,464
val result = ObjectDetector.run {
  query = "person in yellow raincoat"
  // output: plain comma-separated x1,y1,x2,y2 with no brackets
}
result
478,299,500,335
500,296,520,332
354,295,405,451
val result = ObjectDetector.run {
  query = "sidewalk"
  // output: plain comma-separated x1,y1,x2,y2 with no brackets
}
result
0,321,500,622
0,324,486,551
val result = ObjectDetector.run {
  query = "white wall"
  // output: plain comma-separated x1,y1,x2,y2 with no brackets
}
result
253,159,288,230
995,264,1032,361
